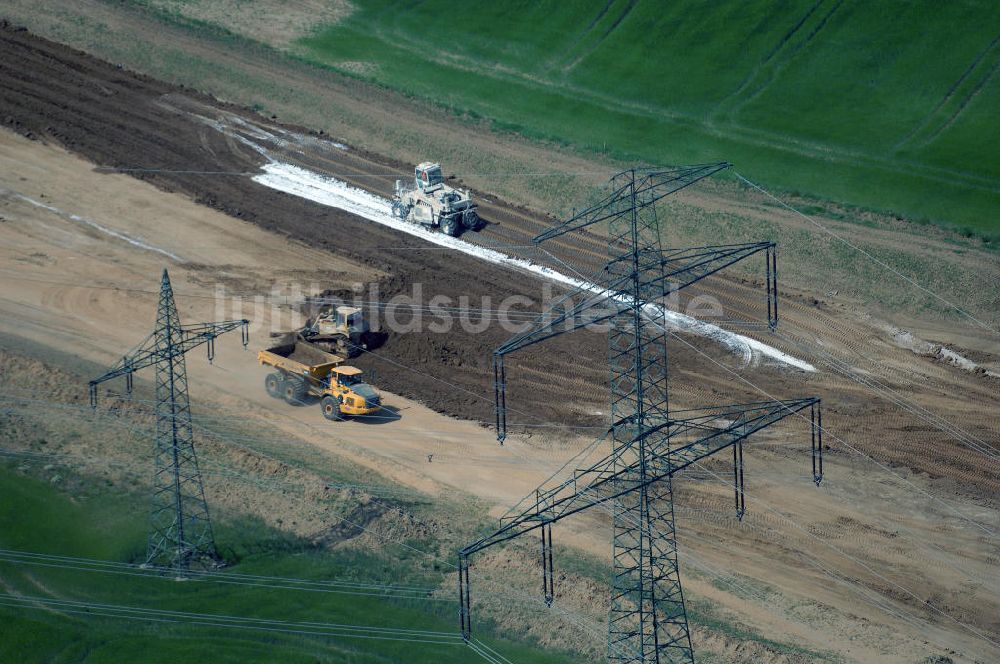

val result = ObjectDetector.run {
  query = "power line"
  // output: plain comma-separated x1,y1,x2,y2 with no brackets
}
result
5,394,976,660
92,166,611,178
661,326,998,539
0,395,606,475
0,549,446,601
734,171,997,335
0,592,466,645
0,282,992,652
19,107,996,652
686,458,1000,651
9,386,991,655
773,327,998,460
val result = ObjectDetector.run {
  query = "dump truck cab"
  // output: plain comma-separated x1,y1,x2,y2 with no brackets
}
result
322,366,380,419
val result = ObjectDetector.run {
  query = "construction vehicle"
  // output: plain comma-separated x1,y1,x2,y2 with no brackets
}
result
299,304,374,357
258,337,381,421
392,162,480,236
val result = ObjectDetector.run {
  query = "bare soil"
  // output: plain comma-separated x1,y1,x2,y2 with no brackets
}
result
0,22,998,663
1,22,995,494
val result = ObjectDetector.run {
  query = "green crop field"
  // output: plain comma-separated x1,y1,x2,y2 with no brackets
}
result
0,464,573,663
296,0,1000,233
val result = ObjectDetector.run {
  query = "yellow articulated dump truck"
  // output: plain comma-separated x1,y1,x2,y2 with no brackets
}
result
258,338,381,421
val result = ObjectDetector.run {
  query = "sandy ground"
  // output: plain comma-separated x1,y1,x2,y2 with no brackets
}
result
1,125,998,663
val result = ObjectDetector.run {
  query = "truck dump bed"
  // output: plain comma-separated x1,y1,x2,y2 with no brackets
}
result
258,337,345,380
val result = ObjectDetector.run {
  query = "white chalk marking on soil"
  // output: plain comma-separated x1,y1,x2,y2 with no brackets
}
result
253,162,816,372
7,191,183,262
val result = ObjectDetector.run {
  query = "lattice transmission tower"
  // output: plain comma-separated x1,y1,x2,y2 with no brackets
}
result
90,269,248,572
460,164,825,663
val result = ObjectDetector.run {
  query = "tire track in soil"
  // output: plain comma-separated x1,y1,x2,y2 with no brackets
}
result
1,22,997,501
561,0,640,73
711,0,826,122
724,0,845,124
895,30,1000,151
921,55,1000,148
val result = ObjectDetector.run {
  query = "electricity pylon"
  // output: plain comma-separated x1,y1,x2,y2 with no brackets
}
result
461,165,825,663
90,269,248,572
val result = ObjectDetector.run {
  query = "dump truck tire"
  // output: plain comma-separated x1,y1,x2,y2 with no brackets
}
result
321,396,344,421
265,372,284,398
283,378,308,405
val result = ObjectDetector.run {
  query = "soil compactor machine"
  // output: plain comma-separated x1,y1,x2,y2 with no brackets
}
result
259,337,381,421
392,162,480,236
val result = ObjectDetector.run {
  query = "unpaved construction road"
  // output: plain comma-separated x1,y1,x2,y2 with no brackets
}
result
0,22,998,663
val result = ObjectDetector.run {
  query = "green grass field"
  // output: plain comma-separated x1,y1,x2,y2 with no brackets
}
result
295,0,1000,232
0,464,574,663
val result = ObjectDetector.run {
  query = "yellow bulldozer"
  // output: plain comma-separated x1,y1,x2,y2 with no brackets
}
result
299,304,374,358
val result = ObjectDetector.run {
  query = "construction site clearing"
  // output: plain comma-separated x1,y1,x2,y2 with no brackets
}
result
0,19,996,664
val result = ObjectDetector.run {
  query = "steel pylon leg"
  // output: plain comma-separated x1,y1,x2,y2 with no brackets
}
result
541,522,555,606
459,554,472,640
